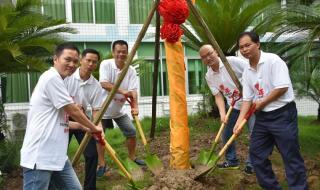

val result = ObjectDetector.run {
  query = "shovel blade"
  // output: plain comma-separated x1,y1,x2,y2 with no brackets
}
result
145,153,163,175
197,150,218,166
119,158,144,182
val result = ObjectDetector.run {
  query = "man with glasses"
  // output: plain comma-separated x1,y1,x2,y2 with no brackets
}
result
199,44,255,175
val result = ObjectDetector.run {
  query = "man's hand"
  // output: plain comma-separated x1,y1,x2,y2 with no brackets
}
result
220,113,227,124
119,89,133,98
254,99,266,111
131,107,139,116
233,123,242,135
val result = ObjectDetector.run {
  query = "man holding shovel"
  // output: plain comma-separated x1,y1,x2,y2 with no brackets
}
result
65,48,104,190
20,43,102,189
199,44,255,174
234,31,308,189
97,40,145,176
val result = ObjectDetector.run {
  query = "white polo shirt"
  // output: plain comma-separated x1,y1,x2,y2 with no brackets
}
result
242,51,294,112
99,59,138,119
205,56,248,110
20,67,73,171
64,68,103,112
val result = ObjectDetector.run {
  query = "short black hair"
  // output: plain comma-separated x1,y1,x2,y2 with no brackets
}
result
112,40,128,51
82,48,100,61
237,31,260,47
55,43,80,57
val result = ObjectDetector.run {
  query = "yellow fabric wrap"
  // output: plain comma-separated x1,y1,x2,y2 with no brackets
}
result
165,41,191,169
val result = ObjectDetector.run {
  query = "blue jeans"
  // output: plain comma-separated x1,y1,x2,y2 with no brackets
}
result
250,102,308,190
23,159,82,190
102,114,136,137
222,108,255,167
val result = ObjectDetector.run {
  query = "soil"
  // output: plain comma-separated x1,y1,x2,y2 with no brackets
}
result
2,128,320,190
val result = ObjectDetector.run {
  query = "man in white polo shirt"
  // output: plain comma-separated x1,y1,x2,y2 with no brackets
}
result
234,31,308,189
199,44,255,175
20,43,102,190
98,40,145,172
65,48,103,190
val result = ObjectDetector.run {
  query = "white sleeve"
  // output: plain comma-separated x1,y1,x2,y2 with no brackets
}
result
90,84,104,110
205,72,219,96
128,68,138,91
227,56,249,79
45,77,73,109
99,60,110,83
242,71,255,102
271,56,291,89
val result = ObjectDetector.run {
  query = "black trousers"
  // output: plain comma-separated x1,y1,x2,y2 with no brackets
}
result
69,130,98,190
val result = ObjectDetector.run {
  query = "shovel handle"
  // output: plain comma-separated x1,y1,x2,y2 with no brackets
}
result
217,104,256,157
214,106,233,143
134,115,148,146
94,132,132,180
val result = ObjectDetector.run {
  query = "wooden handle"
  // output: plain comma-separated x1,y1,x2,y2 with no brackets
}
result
218,119,247,157
214,106,233,143
103,139,132,180
134,115,148,146
71,0,159,166
186,0,242,93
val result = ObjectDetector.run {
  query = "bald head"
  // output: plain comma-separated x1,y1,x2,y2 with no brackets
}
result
199,44,219,67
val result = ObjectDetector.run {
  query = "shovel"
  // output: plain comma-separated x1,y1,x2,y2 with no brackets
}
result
205,91,241,164
93,132,141,189
126,97,164,175
194,103,256,180
198,90,241,165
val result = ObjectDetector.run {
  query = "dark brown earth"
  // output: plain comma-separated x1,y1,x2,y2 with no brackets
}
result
3,127,320,189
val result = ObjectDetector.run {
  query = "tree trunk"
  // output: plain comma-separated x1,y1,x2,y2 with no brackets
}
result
318,103,320,121
150,0,160,139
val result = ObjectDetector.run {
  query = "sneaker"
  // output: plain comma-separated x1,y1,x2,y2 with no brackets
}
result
96,165,109,177
217,162,239,170
133,158,146,166
244,166,254,175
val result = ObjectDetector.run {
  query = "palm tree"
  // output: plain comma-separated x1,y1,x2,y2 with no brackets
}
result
182,0,280,55
269,0,320,121
0,0,76,73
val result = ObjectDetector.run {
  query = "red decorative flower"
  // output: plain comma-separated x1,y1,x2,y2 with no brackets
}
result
160,23,184,43
158,0,189,25
158,0,189,43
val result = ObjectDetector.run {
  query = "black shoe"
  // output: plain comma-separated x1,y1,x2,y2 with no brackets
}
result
217,162,239,170
244,166,254,175
133,158,146,166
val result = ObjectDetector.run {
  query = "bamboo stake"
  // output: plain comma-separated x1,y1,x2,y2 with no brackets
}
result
72,0,159,166
186,0,242,93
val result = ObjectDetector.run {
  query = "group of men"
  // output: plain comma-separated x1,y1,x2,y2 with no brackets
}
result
200,31,308,190
20,31,308,190
20,40,144,190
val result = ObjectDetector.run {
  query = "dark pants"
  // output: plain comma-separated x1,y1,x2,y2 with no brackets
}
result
69,130,98,190
250,102,308,190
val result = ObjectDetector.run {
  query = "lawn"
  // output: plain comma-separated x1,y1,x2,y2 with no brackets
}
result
67,116,320,190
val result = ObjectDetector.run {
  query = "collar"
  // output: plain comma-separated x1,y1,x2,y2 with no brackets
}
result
74,68,94,85
248,51,265,71
209,58,224,74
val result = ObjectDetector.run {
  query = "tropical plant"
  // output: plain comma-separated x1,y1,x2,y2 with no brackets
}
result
267,0,320,120
0,0,76,73
182,0,280,54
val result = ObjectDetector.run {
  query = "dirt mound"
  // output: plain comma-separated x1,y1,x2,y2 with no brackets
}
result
147,169,209,190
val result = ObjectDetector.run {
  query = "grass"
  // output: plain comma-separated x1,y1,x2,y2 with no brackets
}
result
67,115,319,189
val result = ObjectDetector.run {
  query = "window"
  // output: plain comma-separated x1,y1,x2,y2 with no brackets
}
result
188,59,207,94
95,0,115,24
71,0,115,23
129,0,154,24
5,72,41,103
43,0,66,20
139,60,162,96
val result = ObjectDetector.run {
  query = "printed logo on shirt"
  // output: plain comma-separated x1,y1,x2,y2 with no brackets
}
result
254,83,264,98
219,84,232,98
114,97,126,103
